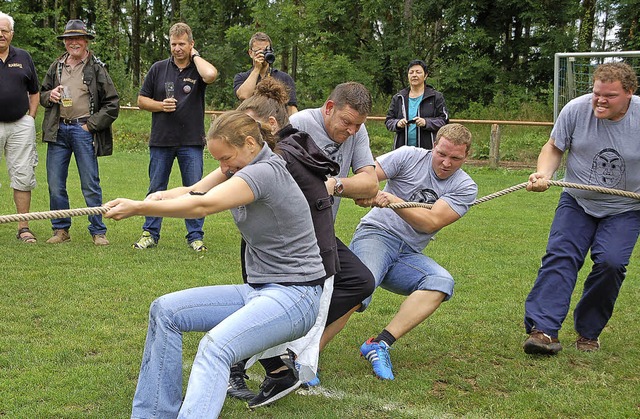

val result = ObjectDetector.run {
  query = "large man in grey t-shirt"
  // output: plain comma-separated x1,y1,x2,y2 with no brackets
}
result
288,82,378,362
349,123,477,380
523,62,640,356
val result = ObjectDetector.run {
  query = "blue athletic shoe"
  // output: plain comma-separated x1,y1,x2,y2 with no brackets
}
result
302,374,320,388
360,338,394,380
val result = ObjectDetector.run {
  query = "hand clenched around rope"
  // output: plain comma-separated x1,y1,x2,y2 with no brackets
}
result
354,190,396,208
104,198,142,220
527,173,551,192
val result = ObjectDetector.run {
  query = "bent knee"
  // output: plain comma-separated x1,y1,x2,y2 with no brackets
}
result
149,295,179,321
149,296,167,319
416,275,455,301
360,271,376,300
593,259,627,274
10,170,37,191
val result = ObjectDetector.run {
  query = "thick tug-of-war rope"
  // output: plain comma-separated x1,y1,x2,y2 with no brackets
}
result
387,180,640,210
0,206,109,224
1,181,639,224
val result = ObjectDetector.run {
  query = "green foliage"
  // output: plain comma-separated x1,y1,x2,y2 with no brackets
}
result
181,0,254,109
438,54,498,113
456,85,553,121
613,0,640,50
296,46,377,108
6,9,60,78
5,0,633,115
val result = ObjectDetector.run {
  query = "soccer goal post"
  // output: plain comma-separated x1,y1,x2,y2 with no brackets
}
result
553,51,640,121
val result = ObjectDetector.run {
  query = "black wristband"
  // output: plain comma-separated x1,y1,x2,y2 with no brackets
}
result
189,191,206,196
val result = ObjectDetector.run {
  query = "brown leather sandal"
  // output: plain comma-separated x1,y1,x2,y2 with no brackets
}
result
17,227,37,243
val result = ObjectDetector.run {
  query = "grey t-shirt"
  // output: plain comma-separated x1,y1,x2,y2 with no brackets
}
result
290,108,375,219
233,143,325,284
552,93,640,217
357,146,477,253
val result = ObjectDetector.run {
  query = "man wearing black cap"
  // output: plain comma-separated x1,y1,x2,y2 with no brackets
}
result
40,19,119,246
0,12,39,243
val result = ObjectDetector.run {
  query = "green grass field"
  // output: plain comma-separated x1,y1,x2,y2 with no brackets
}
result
1,126,638,417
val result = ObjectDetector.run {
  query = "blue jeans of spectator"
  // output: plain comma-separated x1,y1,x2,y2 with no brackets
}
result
349,226,455,311
143,146,204,243
524,192,640,339
130,283,322,419
46,123,106,235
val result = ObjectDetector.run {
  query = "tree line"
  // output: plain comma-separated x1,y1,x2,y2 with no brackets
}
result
4,0,640,115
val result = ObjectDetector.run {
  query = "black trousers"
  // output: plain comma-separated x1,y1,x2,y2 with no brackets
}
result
326,238,376,325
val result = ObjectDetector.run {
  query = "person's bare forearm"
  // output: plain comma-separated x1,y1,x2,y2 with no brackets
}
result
235,68,261,100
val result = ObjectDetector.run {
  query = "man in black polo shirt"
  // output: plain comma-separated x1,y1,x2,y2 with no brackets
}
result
134,22,218,252
234,32,298,115
0,12,39,243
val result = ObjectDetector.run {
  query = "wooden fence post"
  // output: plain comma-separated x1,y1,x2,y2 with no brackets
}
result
489,123,501,168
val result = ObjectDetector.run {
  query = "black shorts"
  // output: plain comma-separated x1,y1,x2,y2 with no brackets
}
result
326,238,376,325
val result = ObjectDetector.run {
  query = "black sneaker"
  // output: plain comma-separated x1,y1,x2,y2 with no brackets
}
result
247,369,301,408
227,362,256,401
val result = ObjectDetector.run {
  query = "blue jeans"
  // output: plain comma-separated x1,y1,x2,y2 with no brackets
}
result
525,192,640,339
46,124,106,235
349,226,455,311
131,283,322,419
143,146,204,243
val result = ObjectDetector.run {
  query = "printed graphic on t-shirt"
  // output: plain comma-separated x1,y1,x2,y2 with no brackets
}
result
323,143,343,166
589,148,625,189
409,188,438,204
232,205,247,223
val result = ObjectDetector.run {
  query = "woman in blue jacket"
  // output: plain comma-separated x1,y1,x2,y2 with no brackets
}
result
385,59,449,150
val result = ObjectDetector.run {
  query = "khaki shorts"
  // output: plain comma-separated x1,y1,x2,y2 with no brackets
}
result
0,115,38,191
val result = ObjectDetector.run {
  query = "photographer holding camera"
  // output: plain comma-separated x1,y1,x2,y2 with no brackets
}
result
234,32,298,115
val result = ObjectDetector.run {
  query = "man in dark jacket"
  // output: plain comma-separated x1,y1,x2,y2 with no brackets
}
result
40,19,119,245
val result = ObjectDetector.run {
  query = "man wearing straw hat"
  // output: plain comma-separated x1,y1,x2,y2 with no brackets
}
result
523,62,640,355
40,19,119,245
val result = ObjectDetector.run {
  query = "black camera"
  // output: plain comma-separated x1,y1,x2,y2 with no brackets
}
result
263,46,276,64
406,119,416,124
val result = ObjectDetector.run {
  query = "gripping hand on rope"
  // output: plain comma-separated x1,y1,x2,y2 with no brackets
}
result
526,139,563,193
355,190,392,208
527,172,552,192
103,198,142,221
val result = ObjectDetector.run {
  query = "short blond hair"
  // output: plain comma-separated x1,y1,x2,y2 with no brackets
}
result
169,22,193,42
435,123,472,153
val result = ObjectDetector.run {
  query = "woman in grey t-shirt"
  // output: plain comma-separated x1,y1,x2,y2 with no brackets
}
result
105,111,325,418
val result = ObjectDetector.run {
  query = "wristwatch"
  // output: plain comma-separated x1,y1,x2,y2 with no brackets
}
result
191,53,200,58
333,178,344,196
